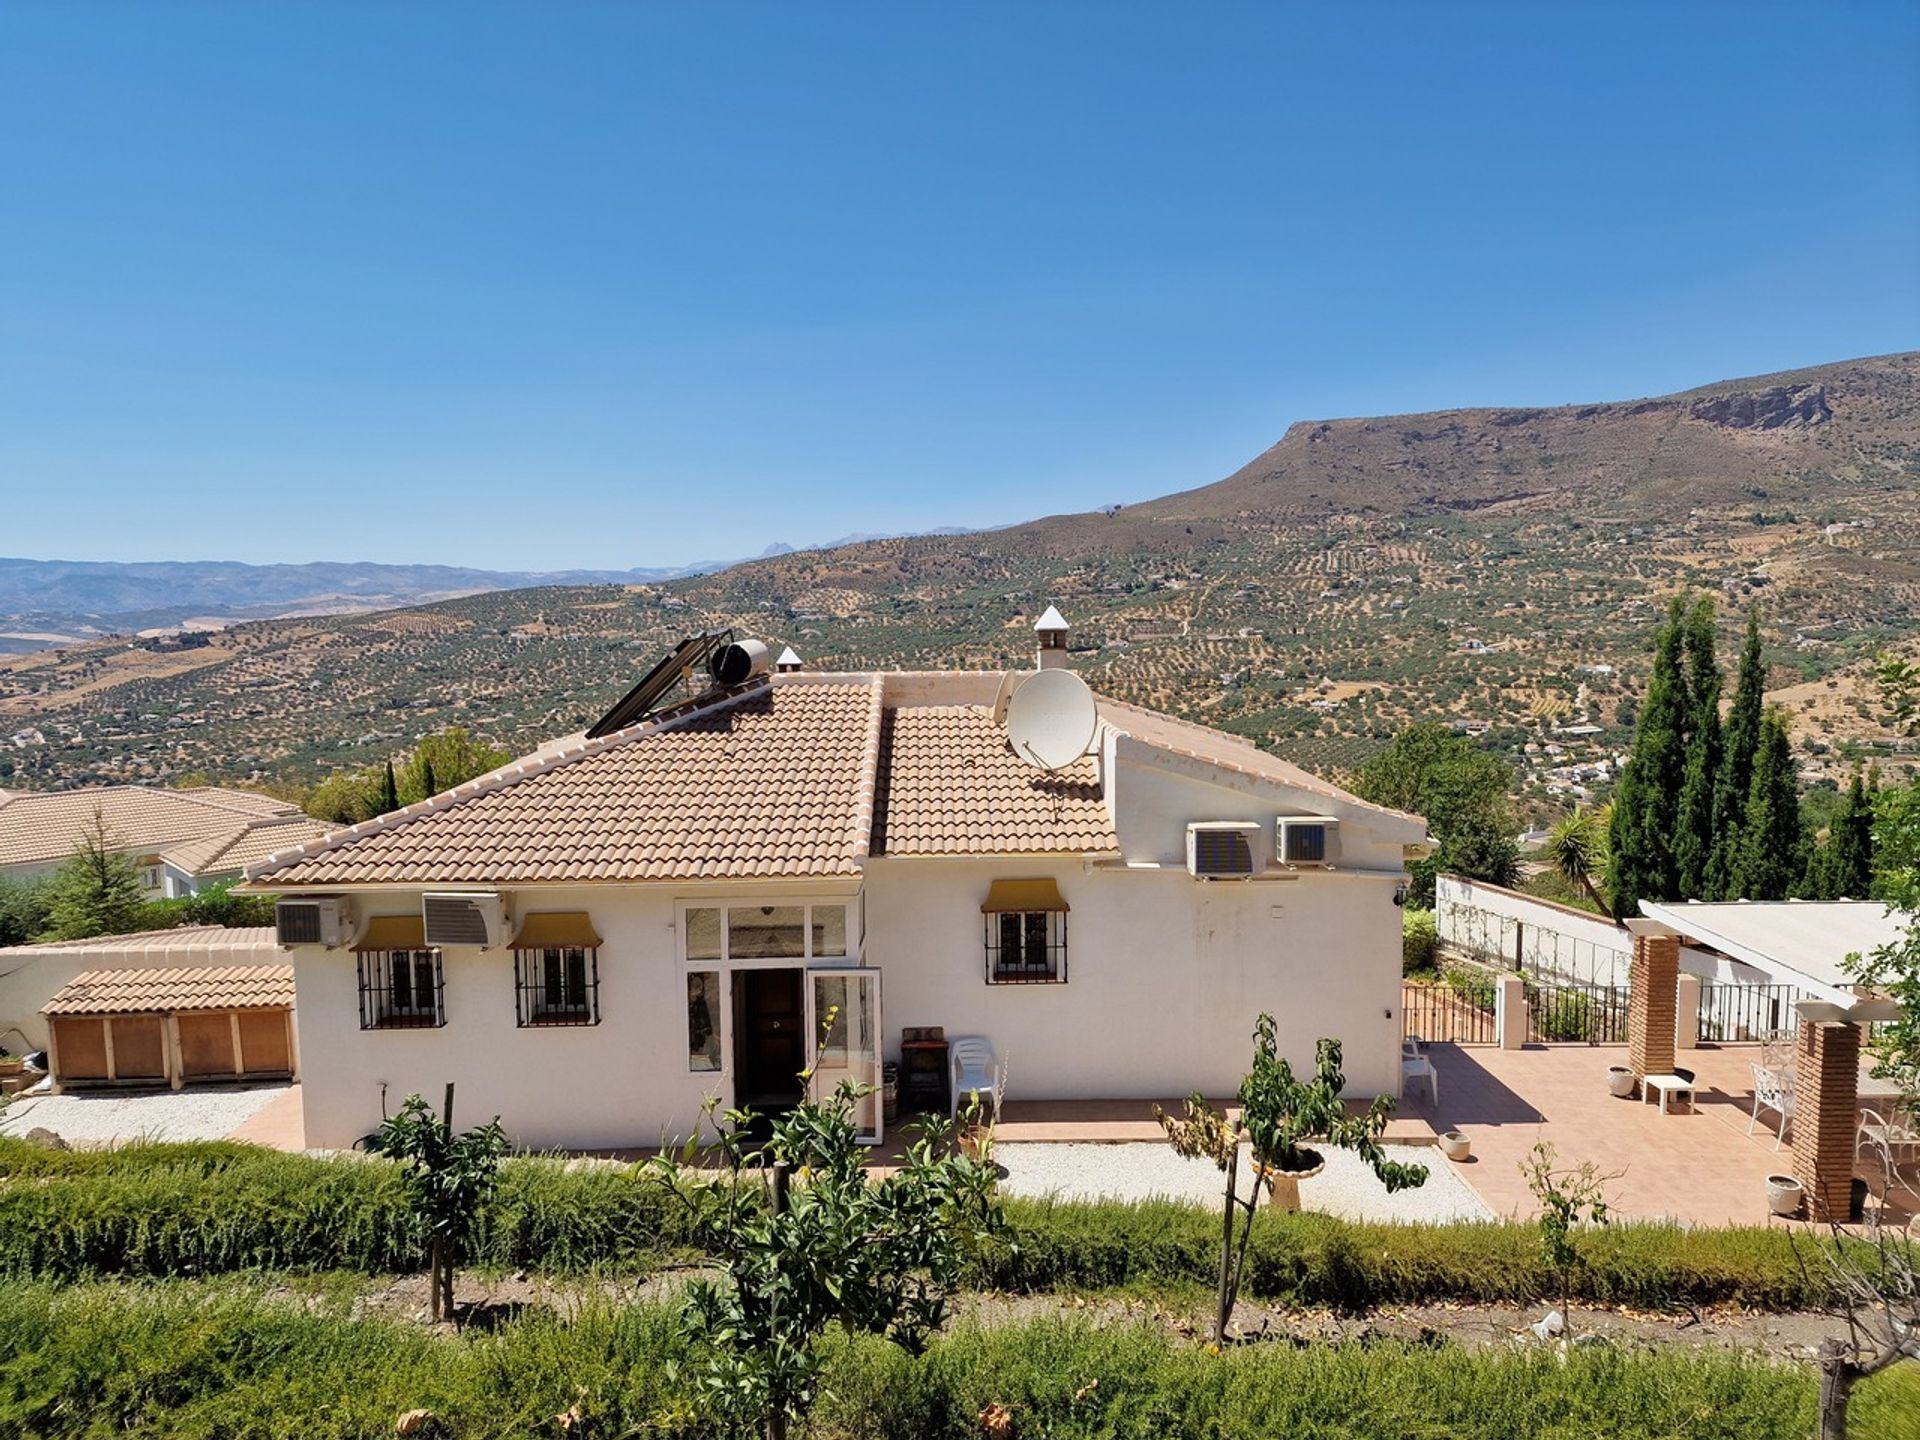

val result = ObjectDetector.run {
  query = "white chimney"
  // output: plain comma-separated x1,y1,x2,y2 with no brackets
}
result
1034,605,1069,670
776,646,804,673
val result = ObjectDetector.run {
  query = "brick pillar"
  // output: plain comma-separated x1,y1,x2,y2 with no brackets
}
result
1792,1021,1861,1222
1627,934,1678,1082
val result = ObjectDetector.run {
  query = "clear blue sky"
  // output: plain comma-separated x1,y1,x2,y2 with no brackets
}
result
3,3,1916,572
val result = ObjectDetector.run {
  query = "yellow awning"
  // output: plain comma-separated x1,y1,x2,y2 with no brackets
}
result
981,878,1069,914
355,915,426,951
510,912,604,949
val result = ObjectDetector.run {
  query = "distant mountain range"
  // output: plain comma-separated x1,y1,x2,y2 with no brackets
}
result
0,528,975,650
2,353,1915,804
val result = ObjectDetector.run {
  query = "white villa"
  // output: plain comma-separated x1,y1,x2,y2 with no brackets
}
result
245,614,1429,1150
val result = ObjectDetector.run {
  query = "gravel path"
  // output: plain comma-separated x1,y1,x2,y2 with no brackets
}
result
996,1141,1494,1223
0,1084,291,1146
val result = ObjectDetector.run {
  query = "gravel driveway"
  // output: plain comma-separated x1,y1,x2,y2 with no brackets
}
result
996,1140,1494,1223
0,1083,291,1146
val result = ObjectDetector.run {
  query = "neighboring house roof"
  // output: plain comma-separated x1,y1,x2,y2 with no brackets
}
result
43,963,294,1015
159,815,335,877
0,786,300,868
249,681,886,886
1637,899,1912,1003
873,704,1115,855
246,670,1412,890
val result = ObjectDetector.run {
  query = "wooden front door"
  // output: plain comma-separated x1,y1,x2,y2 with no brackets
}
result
733,968,805,1113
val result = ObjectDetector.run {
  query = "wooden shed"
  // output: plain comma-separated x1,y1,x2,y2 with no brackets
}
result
42,964,296,1089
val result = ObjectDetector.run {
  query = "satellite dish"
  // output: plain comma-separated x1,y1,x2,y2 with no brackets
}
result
990,669,1030,727
1004,668,1098,771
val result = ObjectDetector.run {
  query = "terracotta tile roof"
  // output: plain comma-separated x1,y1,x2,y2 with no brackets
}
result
249,680,884,886
160,816,336,876
0,925,276,959
872,705,1117,856
43,964,293,1015
0,786,300,868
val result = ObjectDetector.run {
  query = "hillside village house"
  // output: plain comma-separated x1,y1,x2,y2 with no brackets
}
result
0,784,330,897
245,615,1429,1150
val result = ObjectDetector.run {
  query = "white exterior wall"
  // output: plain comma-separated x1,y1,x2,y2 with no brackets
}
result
867,856,1402,1103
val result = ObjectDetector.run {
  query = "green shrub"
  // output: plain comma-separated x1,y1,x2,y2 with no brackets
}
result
1401,905,1438,974
0,1138,1885,1313
0,1281,1833,1440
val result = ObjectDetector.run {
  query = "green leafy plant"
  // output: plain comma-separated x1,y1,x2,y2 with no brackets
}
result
648,1083,1006,1440
1521,1140,1620,1339
41,809,144,940
1158,1021,1426,1343
1544,804,1612,917
367,1086,507,1324
1401,906,1438,975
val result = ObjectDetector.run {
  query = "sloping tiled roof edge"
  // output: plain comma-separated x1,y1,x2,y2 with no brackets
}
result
242,678,777,885
848,679,886,866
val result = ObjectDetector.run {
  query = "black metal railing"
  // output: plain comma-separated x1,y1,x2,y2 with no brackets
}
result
1698,982,1801,1043
1401,978,1497,1045
1525,980,1629,1044
514,946,601,1026
357,949,445,1029
985,910,1067,984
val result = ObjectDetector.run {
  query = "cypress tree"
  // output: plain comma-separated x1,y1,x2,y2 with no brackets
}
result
1708,609,1765,898
379,759,401,815
1608,596,1691,920
1729,707,1803,900
1673,595,1721,898
422,758,437,799
1803,770,1876,900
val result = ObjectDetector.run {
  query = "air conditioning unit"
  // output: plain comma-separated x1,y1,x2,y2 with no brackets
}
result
1186,822,1263,880
275,897,353,949
1277,816,1339,867
423,891,510,949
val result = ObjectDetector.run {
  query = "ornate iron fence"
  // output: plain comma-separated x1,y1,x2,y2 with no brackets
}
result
1401,978,1497,1045
1525,981,1630,1044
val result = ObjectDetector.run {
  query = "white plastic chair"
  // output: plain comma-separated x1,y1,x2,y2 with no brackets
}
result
1747,1064,1794,1149
1401,1037,1438,1107
949,1035,1004,1122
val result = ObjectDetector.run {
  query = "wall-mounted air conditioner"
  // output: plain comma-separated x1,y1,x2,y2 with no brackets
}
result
1277,816,1339,867
1186,822,1264,880
423,891,510,949
275,897,354,949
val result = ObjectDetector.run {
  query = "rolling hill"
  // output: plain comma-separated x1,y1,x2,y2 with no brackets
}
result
3,353,1916,809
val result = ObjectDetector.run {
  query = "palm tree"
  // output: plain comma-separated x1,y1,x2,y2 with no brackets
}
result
1546,804,1613,918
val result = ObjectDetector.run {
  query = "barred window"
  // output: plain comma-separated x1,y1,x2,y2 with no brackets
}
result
358,949,445,1029
515,945,600,1026
985,910,1067,984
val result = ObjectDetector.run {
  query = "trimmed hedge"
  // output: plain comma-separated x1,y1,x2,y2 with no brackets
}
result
0,1280,1866,1440
0,1138,1882,1311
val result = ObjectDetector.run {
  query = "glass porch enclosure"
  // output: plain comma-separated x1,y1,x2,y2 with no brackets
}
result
682,898,883,1144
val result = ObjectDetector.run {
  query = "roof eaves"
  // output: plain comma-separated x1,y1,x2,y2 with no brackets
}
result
242,678,775,886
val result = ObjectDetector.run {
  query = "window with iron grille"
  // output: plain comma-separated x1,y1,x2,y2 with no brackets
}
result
357,949,445,1029
984,910,1067,984
514,945,600,1026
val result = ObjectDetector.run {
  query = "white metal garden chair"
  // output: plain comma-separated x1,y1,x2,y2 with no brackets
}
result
1401,1035,1438,1107
949,1035,1004,1122
1746,1063,1794,1149
1857,1105,1920,1190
